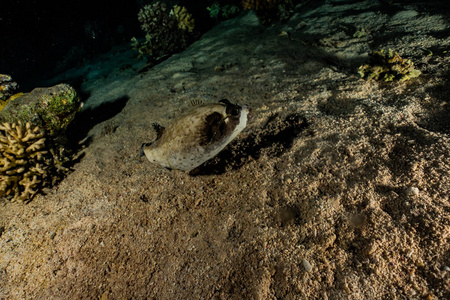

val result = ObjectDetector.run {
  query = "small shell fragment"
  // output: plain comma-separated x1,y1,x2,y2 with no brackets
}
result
302,259,312,272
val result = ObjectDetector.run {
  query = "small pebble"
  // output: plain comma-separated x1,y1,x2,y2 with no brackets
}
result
302,259,312,272
49,231,56,239
406,186,419,197
407,249,414,257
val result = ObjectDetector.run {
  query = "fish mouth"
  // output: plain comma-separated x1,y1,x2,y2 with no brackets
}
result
243,106,252,122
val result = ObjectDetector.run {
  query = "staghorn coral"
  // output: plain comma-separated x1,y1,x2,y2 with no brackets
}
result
358,49,422,82
132,2,195,60
0,122,49,202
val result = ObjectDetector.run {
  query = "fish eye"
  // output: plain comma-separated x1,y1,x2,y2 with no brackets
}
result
231,108,240,116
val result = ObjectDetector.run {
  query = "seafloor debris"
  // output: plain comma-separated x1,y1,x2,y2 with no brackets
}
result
131,2,195,60
358,49,422,82
0,122,50,202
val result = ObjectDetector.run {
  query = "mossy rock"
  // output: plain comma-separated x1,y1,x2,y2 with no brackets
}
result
0,83,81,137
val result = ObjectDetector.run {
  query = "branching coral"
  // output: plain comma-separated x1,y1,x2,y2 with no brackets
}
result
0,121,73,202
171,5,195,32
138,2,173,33
132,2,195,60
0,122,49,202
358,49,422,82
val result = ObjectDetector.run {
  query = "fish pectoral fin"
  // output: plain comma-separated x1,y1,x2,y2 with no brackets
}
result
139,142,152,158
152,122,165,139
166,158,175,170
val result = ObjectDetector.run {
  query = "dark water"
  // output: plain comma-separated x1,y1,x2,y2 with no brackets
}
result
0,1,215,90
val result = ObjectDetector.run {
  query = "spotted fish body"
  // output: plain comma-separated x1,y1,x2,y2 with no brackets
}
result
140,99,249,171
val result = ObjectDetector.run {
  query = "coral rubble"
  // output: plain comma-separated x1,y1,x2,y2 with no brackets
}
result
0,122,49,202
358,49,422,82
171,5,195,33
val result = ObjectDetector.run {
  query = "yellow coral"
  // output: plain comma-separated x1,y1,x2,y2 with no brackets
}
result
171,5,195,32
0,93,24,112
0,121,48,202
8,92,23,101
0,101,7,112
358,49,422,82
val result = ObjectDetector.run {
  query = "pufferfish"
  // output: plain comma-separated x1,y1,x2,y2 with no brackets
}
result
140,99,249,171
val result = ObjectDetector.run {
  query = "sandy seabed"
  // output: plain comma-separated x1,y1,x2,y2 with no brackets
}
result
1,1,449,299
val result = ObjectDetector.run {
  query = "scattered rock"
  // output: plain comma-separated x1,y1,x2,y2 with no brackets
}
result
406,186,420,197
0,83,81,138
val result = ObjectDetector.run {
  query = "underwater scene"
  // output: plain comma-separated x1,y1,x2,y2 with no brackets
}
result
1,0,449,298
